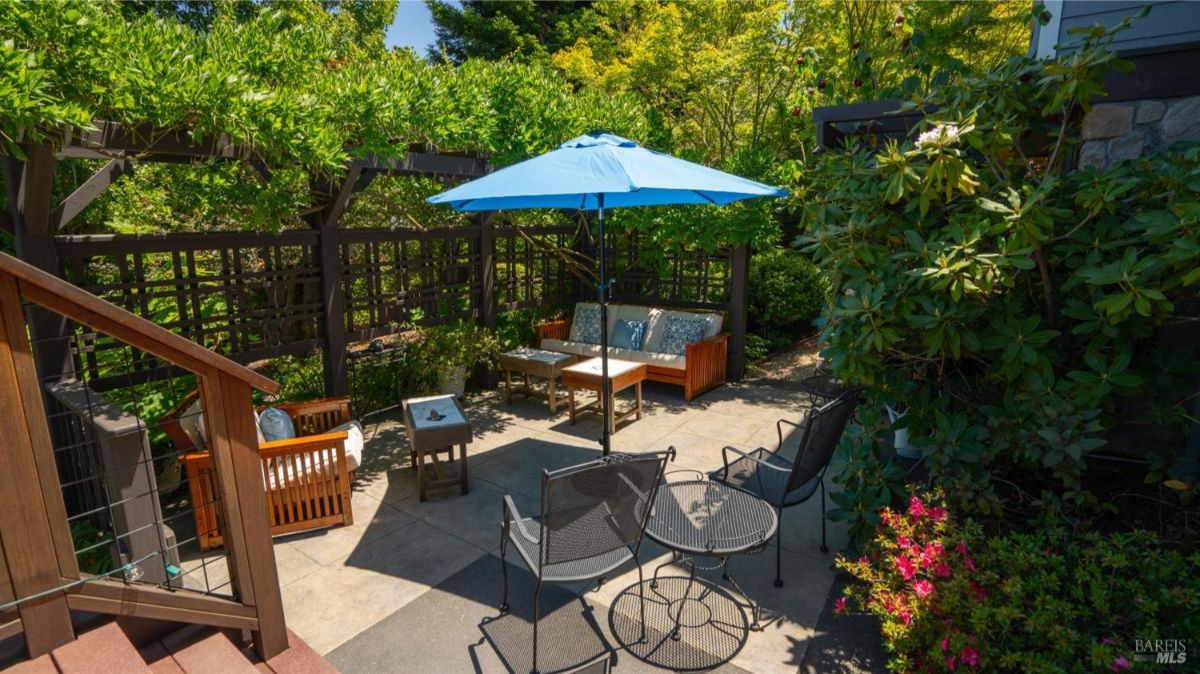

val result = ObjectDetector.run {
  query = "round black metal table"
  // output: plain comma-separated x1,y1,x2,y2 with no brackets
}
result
644,478,778,635
796,372,849,407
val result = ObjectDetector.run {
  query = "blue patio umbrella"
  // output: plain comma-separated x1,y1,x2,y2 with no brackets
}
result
427,132,786,454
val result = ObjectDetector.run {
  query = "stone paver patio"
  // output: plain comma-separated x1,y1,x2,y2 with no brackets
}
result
253,375,851,672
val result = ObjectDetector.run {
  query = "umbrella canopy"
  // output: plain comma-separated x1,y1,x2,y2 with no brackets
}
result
426,133,786,211
427,132,786,455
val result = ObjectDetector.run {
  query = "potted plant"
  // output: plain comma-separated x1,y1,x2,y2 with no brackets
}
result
420,321,501,397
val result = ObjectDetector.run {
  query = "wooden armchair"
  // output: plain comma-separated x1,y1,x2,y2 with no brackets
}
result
162,391,356,551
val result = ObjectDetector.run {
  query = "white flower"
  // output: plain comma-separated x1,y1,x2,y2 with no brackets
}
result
916,123,960,148
844,287,857,297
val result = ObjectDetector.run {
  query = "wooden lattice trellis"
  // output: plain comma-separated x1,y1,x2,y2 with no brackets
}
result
5,126,750,395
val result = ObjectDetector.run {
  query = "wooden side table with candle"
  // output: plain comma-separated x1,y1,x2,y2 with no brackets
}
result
403,394,472,501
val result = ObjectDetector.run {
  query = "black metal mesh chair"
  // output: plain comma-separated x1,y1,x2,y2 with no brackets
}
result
709,389,861,587
500,450,672,674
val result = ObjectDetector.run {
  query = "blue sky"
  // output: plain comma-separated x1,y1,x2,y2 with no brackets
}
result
385,0,441,55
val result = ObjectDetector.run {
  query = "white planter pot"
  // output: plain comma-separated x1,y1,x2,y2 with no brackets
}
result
439,365,467,398
887,404,922,459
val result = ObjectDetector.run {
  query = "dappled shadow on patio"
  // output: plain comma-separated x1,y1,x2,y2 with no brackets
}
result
267,375,851,672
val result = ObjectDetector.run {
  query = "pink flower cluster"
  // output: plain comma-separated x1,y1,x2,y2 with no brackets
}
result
840,492,989,672
941,634,979,671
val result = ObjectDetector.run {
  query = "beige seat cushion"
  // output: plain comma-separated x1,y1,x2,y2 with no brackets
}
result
179,399,208,448
542,338,602,357
609,347,686,370
644,309,723,353
264,420,362,489
542,339,687,371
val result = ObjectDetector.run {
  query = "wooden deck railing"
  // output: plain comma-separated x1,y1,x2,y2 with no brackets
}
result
0,251,288,660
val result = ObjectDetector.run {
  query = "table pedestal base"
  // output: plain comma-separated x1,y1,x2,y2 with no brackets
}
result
412,443,469,502
651,551,762,630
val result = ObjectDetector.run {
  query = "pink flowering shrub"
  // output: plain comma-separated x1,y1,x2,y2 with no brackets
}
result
838,491,1200,673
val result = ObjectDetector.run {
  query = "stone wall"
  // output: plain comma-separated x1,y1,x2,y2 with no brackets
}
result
1078,95,1200,169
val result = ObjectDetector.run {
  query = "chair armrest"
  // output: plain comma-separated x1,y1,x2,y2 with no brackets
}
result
720,445,793,476
502,495,539,544
684,332,728,360
776,412,810,452
535,319,572,346
258,431,349,457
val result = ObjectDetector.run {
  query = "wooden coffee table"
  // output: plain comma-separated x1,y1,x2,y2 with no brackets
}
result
499,347,577,413
403,394,472,501
561,357,647,434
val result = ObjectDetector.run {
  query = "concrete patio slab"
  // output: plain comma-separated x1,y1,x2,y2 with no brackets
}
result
258,369,859,670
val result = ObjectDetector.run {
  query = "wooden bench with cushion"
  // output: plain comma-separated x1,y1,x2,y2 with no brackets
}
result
162,391,361,551
535,302,728,402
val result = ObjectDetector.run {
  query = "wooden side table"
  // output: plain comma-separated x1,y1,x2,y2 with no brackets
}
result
499,347,576,413
403,394,472,502
561,357,647,435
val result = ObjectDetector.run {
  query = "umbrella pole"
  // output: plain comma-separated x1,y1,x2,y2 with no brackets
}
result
597,194,611,456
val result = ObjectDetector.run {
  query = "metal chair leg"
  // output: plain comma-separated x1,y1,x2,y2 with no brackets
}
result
774,508,783,588
499,528,510,612
532,579,542,674
636,561,647,643
819,480,829,554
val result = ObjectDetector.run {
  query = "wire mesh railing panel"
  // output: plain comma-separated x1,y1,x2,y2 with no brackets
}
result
30,308,240,601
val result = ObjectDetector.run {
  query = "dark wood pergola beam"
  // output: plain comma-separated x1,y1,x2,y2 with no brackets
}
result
59,121,490,179
49,159,132,232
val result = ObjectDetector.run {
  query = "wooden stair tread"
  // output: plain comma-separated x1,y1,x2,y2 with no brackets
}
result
50,622,152,674
7,621,334,673
139,641,186,674
160,625,258,674
3,654,58,673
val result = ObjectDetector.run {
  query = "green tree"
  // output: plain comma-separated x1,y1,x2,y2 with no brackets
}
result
426,0,598,64
551,1,1029,165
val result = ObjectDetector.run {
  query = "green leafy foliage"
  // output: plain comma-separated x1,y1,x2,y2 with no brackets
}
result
793,24,1200,531
427,0,600,64
840,492,1200,673
0,0,655,171
749,247,830,334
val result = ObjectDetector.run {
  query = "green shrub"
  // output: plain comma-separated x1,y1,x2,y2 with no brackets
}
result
744,333,771,362
793,20,1200,529
346,339,438,416
264,351,326,404
495,304,568,352
748,247,829,335
839,492,1200,673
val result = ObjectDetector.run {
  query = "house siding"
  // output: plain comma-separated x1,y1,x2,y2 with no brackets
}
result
1056,1,1200,54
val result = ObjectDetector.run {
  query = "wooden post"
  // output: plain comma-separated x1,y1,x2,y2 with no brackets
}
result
728,244,750,381
573,213,596,303
318,219,348,397
314,167,372,397
0,274,75,657
200,371,288,659
11,145,73,381
475,212,497,387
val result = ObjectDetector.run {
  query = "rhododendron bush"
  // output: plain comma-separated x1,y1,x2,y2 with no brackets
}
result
790,15,1200,545
840,493,1200,673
